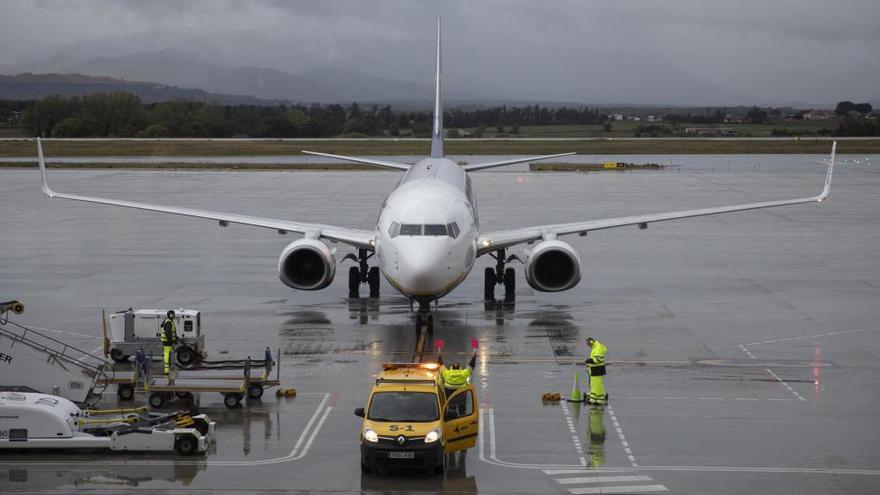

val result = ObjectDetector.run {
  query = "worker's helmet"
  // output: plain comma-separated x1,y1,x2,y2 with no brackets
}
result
167,310,175,318
586,337,595,346
451,362,462,370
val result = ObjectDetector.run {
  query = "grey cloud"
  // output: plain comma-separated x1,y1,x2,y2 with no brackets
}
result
1,0,877,105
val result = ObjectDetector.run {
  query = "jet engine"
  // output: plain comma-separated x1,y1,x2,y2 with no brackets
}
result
524,240,581,292
277,239,336,290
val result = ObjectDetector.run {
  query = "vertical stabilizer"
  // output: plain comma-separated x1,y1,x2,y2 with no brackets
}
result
430,17,444,158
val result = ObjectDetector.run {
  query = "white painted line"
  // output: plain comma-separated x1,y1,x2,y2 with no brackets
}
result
639,465,880,476
662,396,686,399
734,398,759,401
561,400,588,465
606,405,638,468
545,469,622,475
569,484,668,494
698,397,725,400
765,368,806,402
738,344,757,359
557,475,653,484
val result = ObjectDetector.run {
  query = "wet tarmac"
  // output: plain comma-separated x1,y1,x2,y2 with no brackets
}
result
1,161,879,494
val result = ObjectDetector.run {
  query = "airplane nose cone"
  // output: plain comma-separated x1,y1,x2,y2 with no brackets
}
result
395,242,454,294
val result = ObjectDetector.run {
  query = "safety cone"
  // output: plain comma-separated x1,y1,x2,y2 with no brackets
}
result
567,372,584,402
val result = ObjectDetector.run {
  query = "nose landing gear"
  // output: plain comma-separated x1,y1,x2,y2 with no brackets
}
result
345,248,380,299
484,248,519,304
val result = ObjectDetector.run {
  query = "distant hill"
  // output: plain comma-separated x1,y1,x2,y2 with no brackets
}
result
0,72,280,105
5,48,470,104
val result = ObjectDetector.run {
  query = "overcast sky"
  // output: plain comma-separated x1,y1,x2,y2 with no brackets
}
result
2,0,878,105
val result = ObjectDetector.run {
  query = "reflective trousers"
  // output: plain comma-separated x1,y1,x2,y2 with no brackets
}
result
589,374,605,403
163,345,172,375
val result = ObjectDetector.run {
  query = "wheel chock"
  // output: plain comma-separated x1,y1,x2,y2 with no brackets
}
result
542,392,562,402
275,388,297,398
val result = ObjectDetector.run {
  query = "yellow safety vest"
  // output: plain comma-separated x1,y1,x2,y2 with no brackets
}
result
160,318,177,345
441,367,471,388
587,341,607,376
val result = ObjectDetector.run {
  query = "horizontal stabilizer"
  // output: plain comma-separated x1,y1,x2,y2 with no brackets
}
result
301,151,411,171
462,152,576,172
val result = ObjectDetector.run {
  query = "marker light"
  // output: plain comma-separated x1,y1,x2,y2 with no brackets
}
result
480,239,492,248
364,428,379,443
424,428,441,444
422,363,440,370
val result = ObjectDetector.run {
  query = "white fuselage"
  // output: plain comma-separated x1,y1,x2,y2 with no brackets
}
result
374,158,478,301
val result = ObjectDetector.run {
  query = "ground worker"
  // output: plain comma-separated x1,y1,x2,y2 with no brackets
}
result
160,310,178,376
438,350,477,396
585,337,608,405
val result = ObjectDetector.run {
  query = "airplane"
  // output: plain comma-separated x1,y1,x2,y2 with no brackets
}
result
36,18,835,331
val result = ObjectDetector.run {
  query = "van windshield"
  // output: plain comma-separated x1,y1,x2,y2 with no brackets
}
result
367,392,439,422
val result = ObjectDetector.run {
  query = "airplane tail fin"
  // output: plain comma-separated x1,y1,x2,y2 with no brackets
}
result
430,17,444,158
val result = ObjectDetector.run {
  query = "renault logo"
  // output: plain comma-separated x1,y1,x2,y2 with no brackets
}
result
397,435,406,445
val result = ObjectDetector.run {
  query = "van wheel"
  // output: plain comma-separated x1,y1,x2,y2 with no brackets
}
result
433,455,447,475
175,391,193,400
117,384,134,401
361,463,372,474
175,434,198,455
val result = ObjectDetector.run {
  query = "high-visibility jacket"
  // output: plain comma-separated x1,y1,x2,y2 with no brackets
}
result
586,340,607,376
160,317,178,345
441,367,472,388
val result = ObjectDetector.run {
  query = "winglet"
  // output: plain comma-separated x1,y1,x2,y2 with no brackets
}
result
36,137,56,197
430,17,444,158
817,141,835,202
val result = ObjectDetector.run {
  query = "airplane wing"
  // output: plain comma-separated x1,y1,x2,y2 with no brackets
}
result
301,150,411,170
37,139,375,249
477,142,835,256
462,152,576,171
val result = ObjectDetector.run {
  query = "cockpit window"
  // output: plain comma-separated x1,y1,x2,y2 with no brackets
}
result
389,222,461,238
423,224,448,236
399,224,422,236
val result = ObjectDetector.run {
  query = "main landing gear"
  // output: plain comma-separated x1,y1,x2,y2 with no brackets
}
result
345,248,380,299
484,248,518,304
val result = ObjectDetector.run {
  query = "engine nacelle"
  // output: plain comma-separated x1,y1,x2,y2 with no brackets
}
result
524,240,581,292
277,239,336,290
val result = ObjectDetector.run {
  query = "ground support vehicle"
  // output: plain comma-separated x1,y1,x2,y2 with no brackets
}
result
355,363,479,474
106,349,281,409
1,302,111,405
102,308,205,367
0,392,214,455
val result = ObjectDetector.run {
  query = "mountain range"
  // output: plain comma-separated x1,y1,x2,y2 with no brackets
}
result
1,49,460,105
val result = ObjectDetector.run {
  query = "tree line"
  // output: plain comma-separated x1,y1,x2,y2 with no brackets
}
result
8,93,879,138
13,92,610,139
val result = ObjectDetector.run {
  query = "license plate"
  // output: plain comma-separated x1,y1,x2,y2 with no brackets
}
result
388,451,415,459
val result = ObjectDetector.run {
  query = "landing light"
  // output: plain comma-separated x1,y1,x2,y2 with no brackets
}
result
422,363,439,370
480,239,492,248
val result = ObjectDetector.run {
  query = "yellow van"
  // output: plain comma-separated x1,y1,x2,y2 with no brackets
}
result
354,363,479,474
